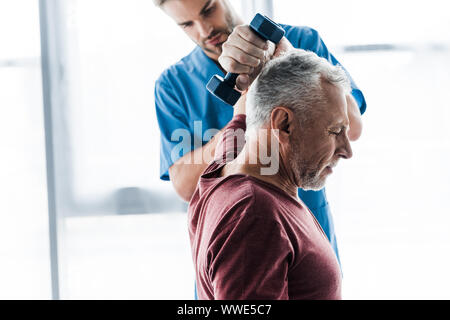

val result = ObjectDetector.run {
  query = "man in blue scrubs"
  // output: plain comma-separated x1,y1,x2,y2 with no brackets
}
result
154,0,366,270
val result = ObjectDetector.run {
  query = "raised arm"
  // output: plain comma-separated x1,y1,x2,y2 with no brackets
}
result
169,132,222,202
169,96,247,202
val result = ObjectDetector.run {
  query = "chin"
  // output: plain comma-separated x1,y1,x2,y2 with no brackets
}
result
300,174,327,191
201,44,221,58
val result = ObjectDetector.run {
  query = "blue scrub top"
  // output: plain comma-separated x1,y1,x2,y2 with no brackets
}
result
155,24,367,264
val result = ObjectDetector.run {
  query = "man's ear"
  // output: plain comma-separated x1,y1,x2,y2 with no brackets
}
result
270,106,295,143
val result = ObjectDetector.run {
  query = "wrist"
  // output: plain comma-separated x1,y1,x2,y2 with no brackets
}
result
346,94,363,141
233,93,247,116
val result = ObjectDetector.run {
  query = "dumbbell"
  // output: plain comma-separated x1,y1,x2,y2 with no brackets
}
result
206,13,285,106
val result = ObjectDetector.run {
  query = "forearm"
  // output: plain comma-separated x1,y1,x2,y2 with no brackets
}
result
347,94,363,141
169,127,224,202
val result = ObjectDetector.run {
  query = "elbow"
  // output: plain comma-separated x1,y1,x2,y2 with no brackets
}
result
346,94,363,142
348,117,363,142
173,183,195,203
169,164,197,203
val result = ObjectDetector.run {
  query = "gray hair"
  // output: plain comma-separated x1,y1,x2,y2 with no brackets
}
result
246,49,351,132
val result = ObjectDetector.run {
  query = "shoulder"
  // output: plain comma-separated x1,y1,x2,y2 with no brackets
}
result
282,24,320,42
282,24,318,36
155,47,202,89
281,24,323,50
207,176,285,223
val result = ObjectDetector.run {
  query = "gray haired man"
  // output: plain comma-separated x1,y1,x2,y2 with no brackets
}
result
188,49,353,299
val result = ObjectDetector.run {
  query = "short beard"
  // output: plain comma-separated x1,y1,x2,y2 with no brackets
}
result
200,6,236,56
299,167,326,191
290,146,326,192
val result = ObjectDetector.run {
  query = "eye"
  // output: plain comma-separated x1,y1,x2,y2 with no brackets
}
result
181,22,193,29
329,130,341,136
203,4,216,17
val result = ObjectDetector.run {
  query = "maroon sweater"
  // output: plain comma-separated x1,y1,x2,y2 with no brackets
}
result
188,114,342,300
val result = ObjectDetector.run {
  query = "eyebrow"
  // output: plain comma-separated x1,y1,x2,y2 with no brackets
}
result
330,122,349,131
199,0,213,15
177,0,213,26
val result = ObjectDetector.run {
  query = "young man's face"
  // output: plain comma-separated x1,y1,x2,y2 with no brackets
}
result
162,0,237,61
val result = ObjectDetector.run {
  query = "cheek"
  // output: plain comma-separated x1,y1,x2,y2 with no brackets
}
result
211,5,233,29
314,139,335,164
184,28,200,43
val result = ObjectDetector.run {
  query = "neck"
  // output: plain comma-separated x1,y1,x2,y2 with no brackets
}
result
223,140,299,201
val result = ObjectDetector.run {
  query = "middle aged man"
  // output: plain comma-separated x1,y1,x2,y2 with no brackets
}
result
189,49,353,299
154,0,367,268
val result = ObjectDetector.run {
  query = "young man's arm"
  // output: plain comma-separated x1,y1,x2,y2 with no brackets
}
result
169,131,223,202
347,94,363,141
169,96,247,202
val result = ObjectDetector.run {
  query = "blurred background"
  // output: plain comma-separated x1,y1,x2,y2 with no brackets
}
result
0,0,449,299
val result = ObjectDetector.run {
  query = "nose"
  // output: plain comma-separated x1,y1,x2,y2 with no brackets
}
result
337,134,353,160
197,20,213,38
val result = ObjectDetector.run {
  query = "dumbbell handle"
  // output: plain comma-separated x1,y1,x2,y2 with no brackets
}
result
224,73,239,85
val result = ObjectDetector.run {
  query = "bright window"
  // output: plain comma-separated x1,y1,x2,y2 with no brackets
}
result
275,0,450,299
0,0,51,299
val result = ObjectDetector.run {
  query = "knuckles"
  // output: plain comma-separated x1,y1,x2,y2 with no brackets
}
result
228,59,239,71
219,24,267,72
235,24,248,34
236,52,246,63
